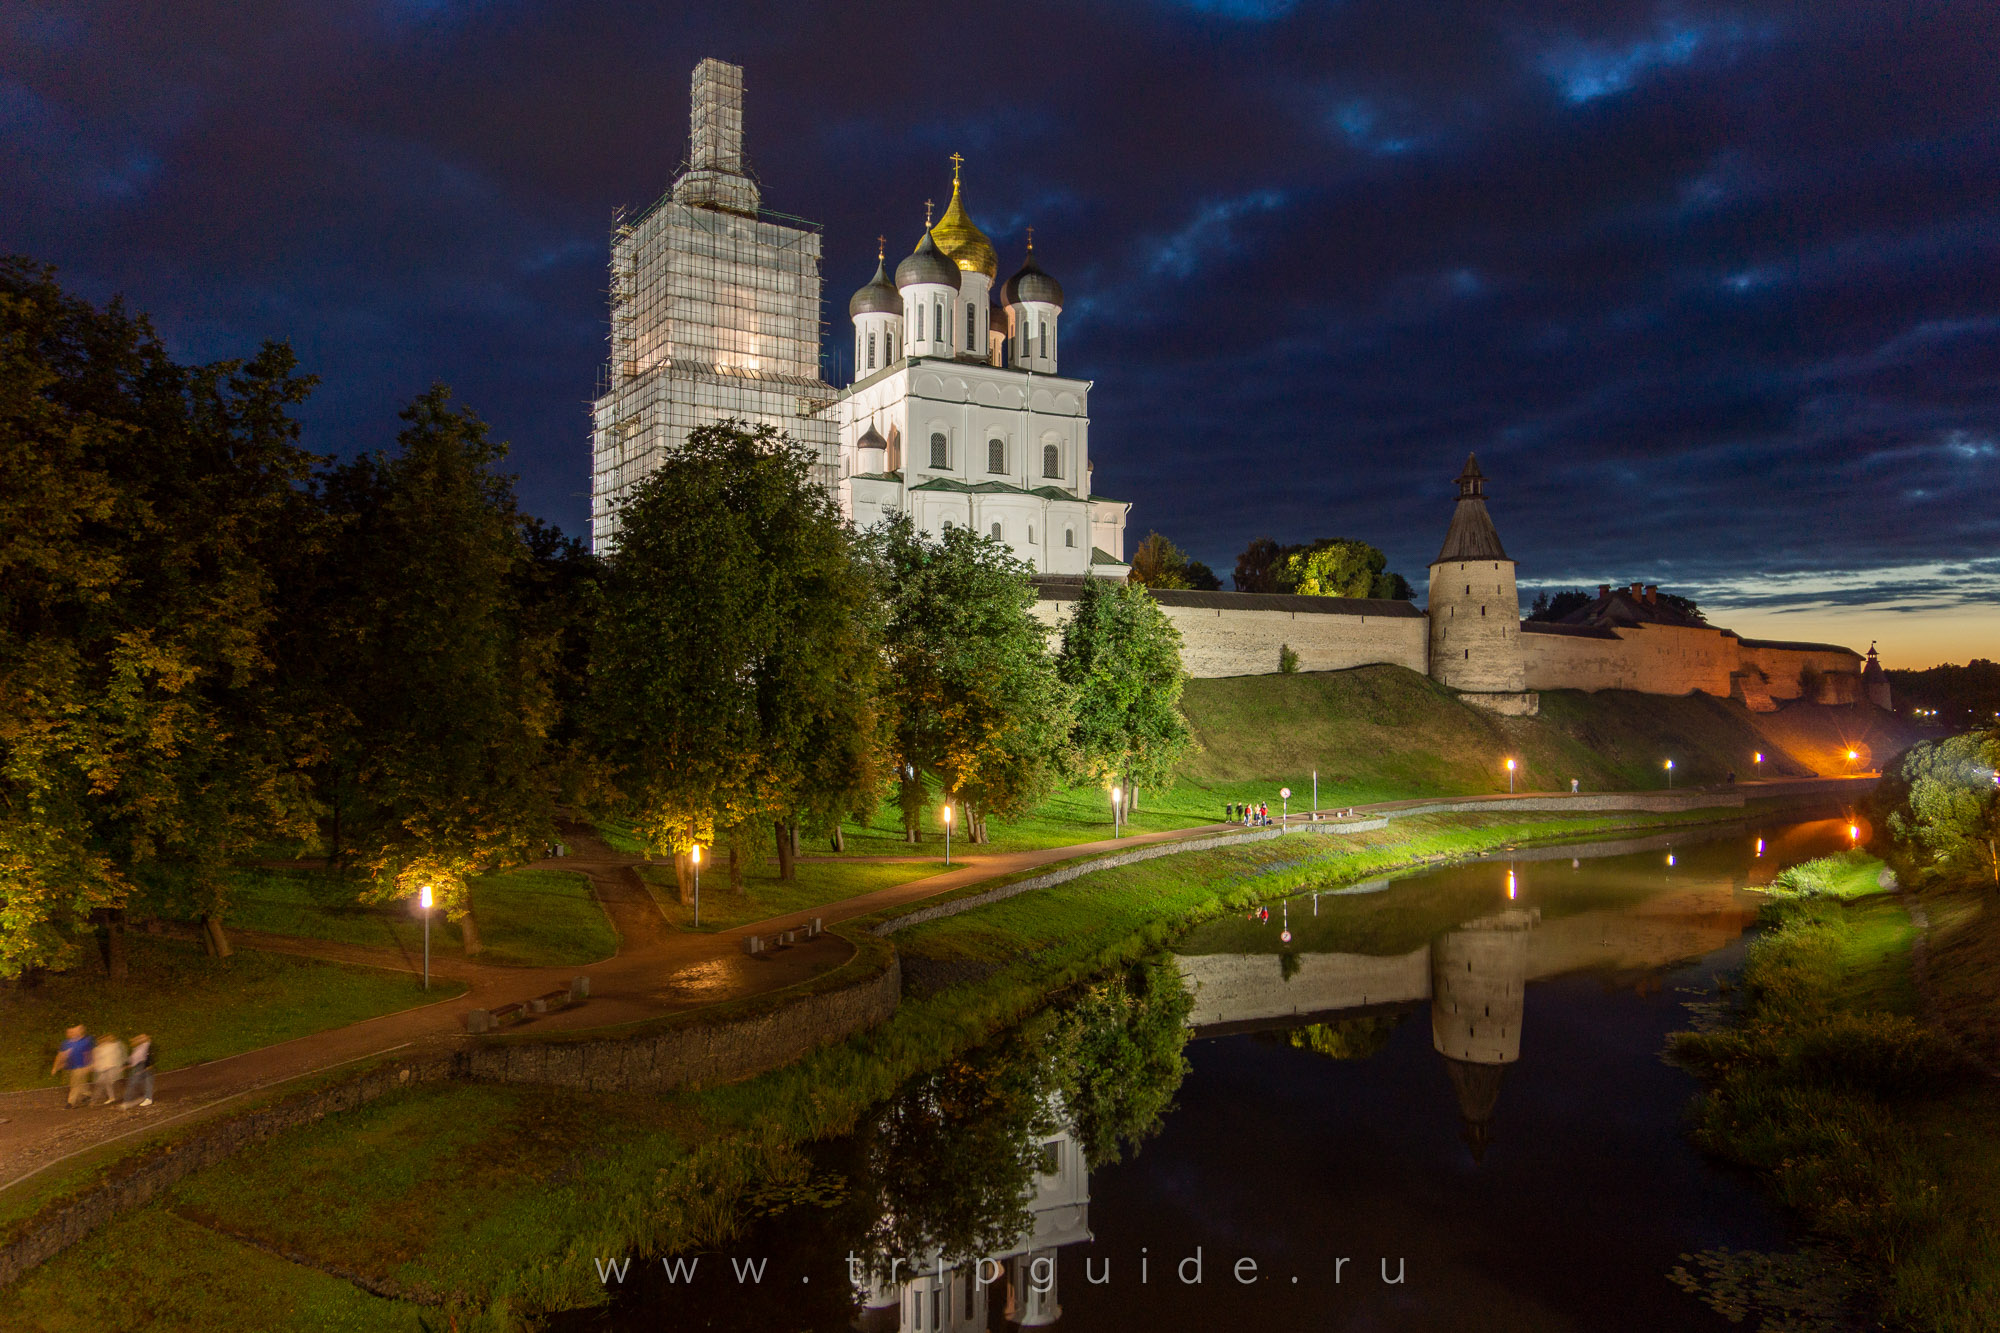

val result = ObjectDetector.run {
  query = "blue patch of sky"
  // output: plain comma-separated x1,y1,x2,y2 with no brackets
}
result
1172,0,1298,20
1540,20,1716,104
1149,190,1286,279
1329,99,1417,155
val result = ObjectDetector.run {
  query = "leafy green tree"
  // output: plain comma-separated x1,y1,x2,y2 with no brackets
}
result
876,515,1072,843
1182,558,1223,591
1877,728,2000,890
0,259,318,976
1054,578,1194,806
1526,588,1594,622
1235,534,1410,599
588,422,880,884
1046,956,1193,1168
301,388,554,950
1280,538,1412,600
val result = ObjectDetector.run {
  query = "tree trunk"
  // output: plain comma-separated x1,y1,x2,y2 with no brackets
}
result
202,914,233,958
673,851,693,904
774,819,797,881
830,824,844,853
728,837,744,893
459,907,483,956
94,908,128,980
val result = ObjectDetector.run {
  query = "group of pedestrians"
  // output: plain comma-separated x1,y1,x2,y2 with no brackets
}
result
50,1026,154,1109
1226,802,1273,826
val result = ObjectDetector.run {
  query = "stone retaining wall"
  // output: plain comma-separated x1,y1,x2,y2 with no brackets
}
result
462,953,900,1092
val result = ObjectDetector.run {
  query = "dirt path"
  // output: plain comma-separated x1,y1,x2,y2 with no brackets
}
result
0,780,1863,1193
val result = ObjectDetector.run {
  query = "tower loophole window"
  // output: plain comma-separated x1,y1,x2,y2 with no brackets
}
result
1042,443,1060,477
988,438,1005,473
929,433,948,469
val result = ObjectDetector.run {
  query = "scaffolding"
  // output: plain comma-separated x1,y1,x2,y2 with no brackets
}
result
590,58,839,551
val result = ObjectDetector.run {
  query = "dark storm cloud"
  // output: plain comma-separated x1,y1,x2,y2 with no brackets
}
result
5,0,1996,620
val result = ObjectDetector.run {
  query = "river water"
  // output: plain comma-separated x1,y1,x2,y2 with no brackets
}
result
557,815,1859,1332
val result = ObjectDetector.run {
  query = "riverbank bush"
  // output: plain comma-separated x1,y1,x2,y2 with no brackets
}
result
1765,850,1885,901
1670,882,1997,1330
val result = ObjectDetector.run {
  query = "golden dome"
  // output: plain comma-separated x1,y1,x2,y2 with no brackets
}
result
930,158,998,280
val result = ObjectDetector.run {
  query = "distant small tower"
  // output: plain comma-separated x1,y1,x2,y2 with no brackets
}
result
1428,455,1535,713
1863,642,1893,711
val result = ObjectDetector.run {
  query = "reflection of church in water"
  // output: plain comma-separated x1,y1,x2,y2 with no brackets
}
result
853,1116,1089,1331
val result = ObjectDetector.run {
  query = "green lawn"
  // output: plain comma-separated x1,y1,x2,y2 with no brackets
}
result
0,935,464,1091
634,857,946,932
0,1207,429,1332
225,865,613,967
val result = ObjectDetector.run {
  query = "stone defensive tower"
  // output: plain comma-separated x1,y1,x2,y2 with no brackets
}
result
1431,908,1535,1161
1428,454,1537,715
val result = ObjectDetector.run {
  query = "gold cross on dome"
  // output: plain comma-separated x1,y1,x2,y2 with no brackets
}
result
950,151,963,182
924,199,933,226
877,234,885,259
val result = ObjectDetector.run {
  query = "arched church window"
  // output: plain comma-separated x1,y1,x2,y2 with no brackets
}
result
930,433,948,469
1039,322,1047,360
967,305,976,352
1043,444,1060,478
915,306,924,341
991,522,1002,540
1029,524,1036,544
988,438,1005,473
936,303,945,344
867,332,876,371
1064,528,1075,548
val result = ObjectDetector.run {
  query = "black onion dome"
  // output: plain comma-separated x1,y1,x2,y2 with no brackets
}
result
895,230,961,290
1000,243,1064,307
849,255,902,318
857,424,887,450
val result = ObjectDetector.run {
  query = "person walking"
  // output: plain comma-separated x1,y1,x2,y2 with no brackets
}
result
122,1034,155,1108
91,1033,126,1107
51,1026,92,1109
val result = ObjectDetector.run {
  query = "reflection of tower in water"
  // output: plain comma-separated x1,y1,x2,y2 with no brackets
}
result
1430,908,1537,1161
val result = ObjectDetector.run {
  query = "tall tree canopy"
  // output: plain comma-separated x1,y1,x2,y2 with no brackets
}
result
294,387,556,950
1054,578,1194,797
1876,728,2000,891
1127,531,1220,592
588,421,880,884
876,515,1072,842
1233,535,1410,599
0,258,318,975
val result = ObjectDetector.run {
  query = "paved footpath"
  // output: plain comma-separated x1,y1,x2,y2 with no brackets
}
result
0,779,1864,1193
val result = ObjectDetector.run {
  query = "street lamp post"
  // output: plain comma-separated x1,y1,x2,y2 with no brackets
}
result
419,884,432,991
1506,757,1517,794
1280,788,1291,830
1112,786,1122,839
1665,758,1675,789
691,844,701,928
1312,769,1318,817
943,804,952,866
1753,751,1763,779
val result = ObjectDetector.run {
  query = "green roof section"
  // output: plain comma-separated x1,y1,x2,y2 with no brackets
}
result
907,478,1088,499
1090,547,1125,566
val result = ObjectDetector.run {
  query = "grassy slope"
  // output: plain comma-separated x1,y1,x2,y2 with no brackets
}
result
1672,862,2000,1331
225,865,615,967
1175,664,1923,808
0,935,464,1091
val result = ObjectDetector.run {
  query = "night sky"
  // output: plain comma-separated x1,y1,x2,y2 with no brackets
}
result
5,1,1996,665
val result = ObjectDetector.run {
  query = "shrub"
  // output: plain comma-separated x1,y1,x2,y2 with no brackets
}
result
1278,643,1300,674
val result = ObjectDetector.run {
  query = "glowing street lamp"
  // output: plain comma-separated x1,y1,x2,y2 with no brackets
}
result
1111,786,1122,839
1664,758,1675,789
691,844,702,928
942,804,953,866
1505,757,1517,794
418,884,432,991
